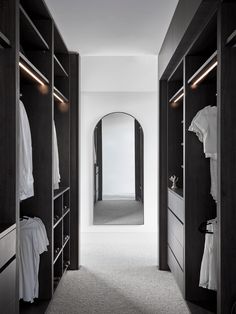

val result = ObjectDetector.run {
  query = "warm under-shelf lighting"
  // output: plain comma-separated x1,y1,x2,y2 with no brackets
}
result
174,92,184,103
191,61,218,87
53,92,64,103
19,62,45,86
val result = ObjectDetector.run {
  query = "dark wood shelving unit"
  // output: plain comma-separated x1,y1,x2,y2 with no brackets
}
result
20,5,49,50
0,31,11,48
54,55,69,77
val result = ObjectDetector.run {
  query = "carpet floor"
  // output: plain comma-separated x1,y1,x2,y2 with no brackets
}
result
93,200,144,225
46,233,213,314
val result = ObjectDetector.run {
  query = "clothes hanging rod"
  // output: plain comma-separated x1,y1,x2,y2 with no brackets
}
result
169,86,184,103
188,51,217,87
19,62,45,86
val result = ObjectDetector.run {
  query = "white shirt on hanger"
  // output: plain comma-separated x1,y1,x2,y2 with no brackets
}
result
19,100,34,200
199,219,217,291
19,217,49,303
188,105,217,201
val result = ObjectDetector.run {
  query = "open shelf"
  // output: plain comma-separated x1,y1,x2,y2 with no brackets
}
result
54,87,69,103
19,52,49,85
0,31,11,48
53,247,63,265
54,187,70,200
54,55,69,77
188,51,217,86
169,86,184,103
53,208,70,229
20,5,49,50
63,235,70,248
226,29,236,47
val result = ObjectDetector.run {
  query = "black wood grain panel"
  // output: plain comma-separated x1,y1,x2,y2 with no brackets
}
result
69,53,79,270
159,80,169,270
217,2,236,313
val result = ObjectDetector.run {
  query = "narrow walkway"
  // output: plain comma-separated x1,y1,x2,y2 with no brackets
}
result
94,200,144,225
46,232,194,314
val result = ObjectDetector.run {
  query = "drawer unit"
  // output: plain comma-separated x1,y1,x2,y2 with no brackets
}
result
0,228,16,270
168,189,184,223
0,258,16,314
168,209,184,268
168,247,184,294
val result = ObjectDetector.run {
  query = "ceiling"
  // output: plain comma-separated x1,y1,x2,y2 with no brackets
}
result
45,0,179,56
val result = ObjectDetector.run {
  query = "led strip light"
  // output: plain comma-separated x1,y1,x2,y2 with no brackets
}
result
191,61,218,87
19,62,45,86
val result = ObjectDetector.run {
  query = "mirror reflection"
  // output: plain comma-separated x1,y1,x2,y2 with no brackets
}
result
93,112,144,225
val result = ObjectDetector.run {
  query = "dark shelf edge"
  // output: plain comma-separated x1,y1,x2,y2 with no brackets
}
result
53,209,70,229
53,186,70,200
53,248,63,265
53,216,63,229
19,52,49,84
0,31,11,48
54,55,69,77
226,29,236,47
169,86,184,103
20,4,49,50
62,236,70,249
187,50,217,85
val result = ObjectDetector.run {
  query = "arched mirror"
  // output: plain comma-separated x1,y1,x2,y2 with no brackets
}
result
93,112,144,225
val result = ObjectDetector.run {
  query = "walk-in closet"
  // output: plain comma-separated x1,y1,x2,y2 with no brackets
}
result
159,1,236,313
0,0,79,313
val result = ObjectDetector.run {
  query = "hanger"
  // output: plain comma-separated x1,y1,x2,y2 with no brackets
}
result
198,221,213,234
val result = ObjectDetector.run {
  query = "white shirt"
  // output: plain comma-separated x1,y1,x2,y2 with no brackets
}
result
19,101,34,200
188,106,217,160
199,219,217,290
189,106,217,201
19,218,49,302
53,121,61,189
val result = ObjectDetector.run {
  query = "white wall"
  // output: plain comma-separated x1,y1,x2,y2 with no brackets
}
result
80,56,158,233
102,113,135,199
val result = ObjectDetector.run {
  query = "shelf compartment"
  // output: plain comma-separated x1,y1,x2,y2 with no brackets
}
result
0,31,11,48
20,5,49,51
187,51,217,87
226,29,236,47
53,247,63,265
54,87,69,103
169,87,184,103
54,187,70,200
53,208,70,229
19,52,49,85
62,235,70,249
54,55,69,77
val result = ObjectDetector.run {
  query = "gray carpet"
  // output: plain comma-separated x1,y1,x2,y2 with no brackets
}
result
46,233,196,314
93,200,144,225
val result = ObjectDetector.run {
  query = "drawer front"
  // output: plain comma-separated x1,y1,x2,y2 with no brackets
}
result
0,258,16,314
168,190,184,223
168,209,184,246
0,229,16,270
168,247,184,294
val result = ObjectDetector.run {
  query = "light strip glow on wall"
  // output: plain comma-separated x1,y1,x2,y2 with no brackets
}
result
19,62,45,86
174,92,184,103
191,61,218,87
53,92,64,103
